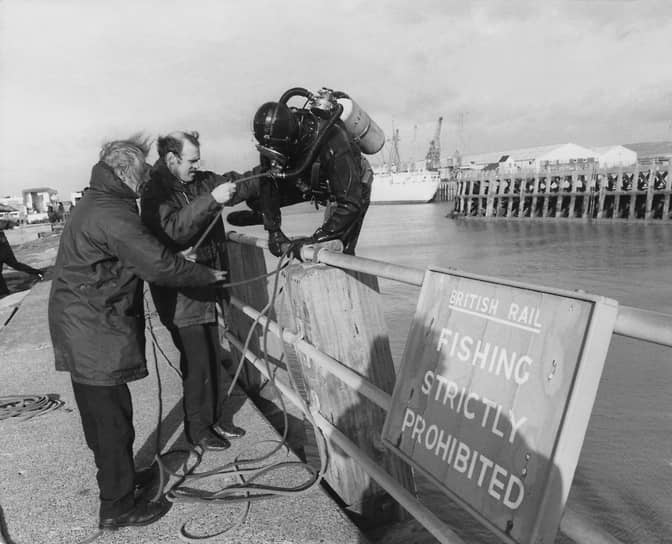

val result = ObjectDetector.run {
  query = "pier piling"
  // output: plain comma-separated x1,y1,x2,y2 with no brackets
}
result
453,164,671,221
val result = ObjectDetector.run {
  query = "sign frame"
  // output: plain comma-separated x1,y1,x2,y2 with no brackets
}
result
382,267,618,544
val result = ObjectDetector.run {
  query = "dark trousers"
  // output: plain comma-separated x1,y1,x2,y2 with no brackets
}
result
170,323,223,443
71,380,135,518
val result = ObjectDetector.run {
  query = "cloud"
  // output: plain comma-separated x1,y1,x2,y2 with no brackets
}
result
1,1,671,197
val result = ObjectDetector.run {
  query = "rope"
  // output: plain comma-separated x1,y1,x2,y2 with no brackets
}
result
0,395,64,422
144,244,330,542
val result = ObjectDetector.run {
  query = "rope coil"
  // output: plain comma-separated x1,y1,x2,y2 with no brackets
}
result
0,395,64,422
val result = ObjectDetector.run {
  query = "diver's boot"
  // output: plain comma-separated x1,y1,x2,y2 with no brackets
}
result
227,210,264,227
267,230,292,257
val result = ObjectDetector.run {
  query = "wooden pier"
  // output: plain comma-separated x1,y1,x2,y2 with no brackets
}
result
451,165,672,221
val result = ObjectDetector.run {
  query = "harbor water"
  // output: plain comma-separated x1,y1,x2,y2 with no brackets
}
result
274,202,672,543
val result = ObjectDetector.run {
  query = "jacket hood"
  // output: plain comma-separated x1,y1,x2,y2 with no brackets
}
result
89,161,139,199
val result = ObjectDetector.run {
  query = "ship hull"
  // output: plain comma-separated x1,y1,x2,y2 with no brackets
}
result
370,170,440,204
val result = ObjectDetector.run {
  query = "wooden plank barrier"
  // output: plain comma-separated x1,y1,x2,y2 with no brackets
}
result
276,263,416,527
453,165,672,221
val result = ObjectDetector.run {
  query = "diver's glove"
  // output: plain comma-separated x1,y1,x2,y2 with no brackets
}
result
287,236,316,260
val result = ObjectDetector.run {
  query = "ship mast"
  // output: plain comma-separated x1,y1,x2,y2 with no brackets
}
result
425,116,443,171
389,128,401,172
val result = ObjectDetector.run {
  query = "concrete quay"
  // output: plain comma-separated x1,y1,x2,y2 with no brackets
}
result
0,278,369,543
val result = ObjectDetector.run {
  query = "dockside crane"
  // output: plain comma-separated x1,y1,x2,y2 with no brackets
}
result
425,116,443,171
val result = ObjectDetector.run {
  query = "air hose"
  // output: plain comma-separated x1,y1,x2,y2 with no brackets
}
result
145,244,330,542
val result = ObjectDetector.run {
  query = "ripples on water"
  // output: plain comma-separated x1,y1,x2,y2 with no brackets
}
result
271,202,672,543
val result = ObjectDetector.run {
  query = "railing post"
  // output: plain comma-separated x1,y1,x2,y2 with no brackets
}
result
277,263,416,528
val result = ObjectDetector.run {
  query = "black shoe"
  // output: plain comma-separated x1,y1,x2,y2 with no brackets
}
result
268,230,291,257
227,210,264,227
197,431,231,451
99,498,171,530
212,423,246,440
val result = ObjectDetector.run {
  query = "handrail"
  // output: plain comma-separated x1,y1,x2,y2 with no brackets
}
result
227,231,672,348
223,329,467,544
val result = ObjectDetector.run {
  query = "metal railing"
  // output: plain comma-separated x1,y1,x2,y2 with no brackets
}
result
226,231,669,543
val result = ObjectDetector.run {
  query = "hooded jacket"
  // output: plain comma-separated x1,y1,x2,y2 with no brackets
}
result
48,162,217,386
140,159,257,329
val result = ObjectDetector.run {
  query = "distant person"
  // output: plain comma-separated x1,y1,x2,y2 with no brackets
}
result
141,130,257,452
0,222,43,297
48,135,228,531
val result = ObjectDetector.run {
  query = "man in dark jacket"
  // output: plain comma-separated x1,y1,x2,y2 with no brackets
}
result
140,131,257,452
48,136,227,531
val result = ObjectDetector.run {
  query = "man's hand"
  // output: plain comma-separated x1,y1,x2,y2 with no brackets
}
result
180,248,196,262
211,182,236,204
210,269,228,283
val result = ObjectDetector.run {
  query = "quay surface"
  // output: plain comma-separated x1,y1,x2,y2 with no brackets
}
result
0,251,368,543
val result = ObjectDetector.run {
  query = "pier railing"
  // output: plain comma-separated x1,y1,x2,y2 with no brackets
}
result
224,231,669,544
452,165,671,221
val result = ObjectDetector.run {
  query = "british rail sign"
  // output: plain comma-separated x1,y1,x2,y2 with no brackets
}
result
382,267,618,544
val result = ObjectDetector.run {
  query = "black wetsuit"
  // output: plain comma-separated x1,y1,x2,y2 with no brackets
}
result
250,121,373,255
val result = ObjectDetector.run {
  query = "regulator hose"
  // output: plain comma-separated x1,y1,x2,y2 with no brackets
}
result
278,87,311,105
271,103,343,182
144,244,329,542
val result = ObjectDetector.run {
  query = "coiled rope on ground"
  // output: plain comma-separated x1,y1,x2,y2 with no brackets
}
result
0,395,64,422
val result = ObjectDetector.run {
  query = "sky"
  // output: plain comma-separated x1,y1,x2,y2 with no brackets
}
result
1,0,671,198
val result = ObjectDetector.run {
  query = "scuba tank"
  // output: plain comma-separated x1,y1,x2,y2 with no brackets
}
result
280,87,385,155
334,92,385,155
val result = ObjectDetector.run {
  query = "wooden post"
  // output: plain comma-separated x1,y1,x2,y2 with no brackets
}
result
485,179,494,217
663,167,672,220
555,175,564,217
540,176,548,218
531,174,540,218
506,178,514,217
629,165,639,220
597,172,606,220
614,170,622,220
277,264,416,527
569,173,577,218
579,173,590,220
645,167,656,220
